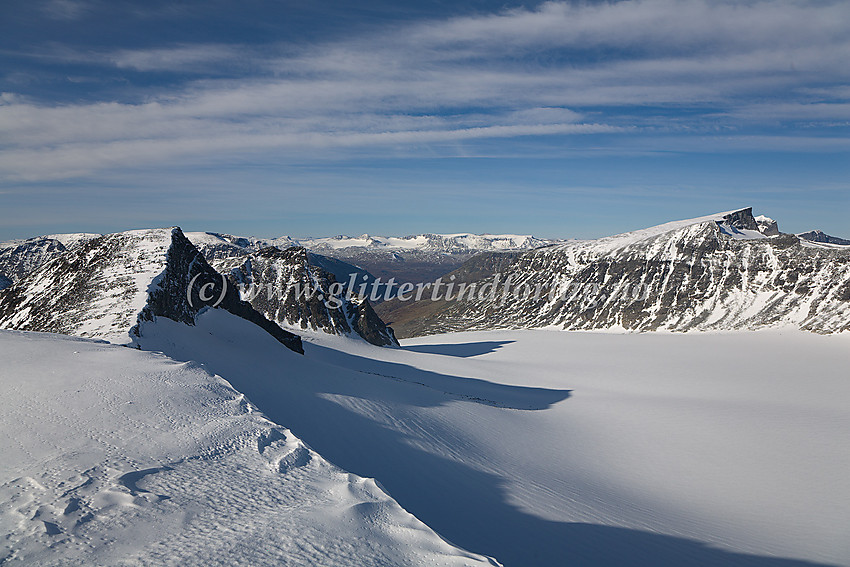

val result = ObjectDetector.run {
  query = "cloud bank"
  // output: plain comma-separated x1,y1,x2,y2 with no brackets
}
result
1,0,849,181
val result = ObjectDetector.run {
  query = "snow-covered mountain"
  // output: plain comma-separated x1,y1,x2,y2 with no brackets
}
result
0,237,68,285
0,228,397,348
180,231,555,258
0,231,559,293
296,233,559,253
3,214,850,566
178,231,562,287
377,208,850,337
797,230,850,246
0,228,302,352
0,234,101,286
181,233,396,345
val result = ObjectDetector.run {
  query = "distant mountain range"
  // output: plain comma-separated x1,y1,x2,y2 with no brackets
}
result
195,232,564,285
2,216,848,341
797,230,850,246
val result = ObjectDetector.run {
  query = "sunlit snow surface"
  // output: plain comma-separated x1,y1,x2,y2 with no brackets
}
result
0,329,496,566
3,313,849,566
137,312,850,567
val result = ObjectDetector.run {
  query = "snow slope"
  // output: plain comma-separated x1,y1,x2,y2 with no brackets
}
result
136,314,850,567
547,207,767,257
0,329,496,566
0,229,174,344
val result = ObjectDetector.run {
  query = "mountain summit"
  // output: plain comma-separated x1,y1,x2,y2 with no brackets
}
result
377,208,850,336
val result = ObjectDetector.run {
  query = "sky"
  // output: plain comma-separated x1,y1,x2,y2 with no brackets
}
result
1,0,849,241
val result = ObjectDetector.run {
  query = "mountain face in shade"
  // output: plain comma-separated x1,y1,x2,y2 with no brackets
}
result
377,208,850,337
0,234,101,285
0,237,68,285
0,228,302,353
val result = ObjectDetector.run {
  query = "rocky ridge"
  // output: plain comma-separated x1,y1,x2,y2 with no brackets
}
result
377,208,850,337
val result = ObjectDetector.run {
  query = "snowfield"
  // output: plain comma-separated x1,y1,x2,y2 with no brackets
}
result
0,330,496,566
2,314,848,566
134,310,850,567
131,311,850,566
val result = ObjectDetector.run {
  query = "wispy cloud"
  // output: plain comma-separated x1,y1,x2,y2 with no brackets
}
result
41,0,91,21
108,44,249,72
2,0,849,182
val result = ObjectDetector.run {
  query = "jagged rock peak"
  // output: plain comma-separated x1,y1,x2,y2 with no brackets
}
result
135,228,303,354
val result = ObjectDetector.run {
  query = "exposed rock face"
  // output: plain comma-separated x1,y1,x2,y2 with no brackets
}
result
349,296,398,347
0,237,67,284
134,229,303,354
380,209,850,337
721,208,761,231
798,230,850,246
212,246,398,347
0,228,303,353
755,215,780,236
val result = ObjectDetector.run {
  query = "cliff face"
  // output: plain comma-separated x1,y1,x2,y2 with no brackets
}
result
213,246,398,347
381,209,850,337
134,229,303,354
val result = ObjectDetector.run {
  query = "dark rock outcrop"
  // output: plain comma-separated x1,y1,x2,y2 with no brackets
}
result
134,229,303,354
755,216,780,236
719,207,760,231
214,246,398,347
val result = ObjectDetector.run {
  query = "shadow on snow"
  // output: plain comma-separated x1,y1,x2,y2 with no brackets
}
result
402,340,515,358
139,323,833,567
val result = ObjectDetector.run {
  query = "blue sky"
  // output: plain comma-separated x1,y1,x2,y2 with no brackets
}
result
1,0,848,241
